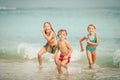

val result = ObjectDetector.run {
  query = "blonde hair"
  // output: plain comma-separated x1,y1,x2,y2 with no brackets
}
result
57,29,67,37
87,24,96,30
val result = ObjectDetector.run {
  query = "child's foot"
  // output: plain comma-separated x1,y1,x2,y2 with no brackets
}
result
40,64,43,67
39,65,43,70
66,71,70,75
89,65,93,69
58,70,63,74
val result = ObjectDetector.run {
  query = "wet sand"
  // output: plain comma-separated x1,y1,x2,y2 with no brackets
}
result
0,59,120,80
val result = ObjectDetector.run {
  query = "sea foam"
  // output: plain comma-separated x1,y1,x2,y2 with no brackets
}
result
17,42,39,59
17,42,82,61
113,49,120,67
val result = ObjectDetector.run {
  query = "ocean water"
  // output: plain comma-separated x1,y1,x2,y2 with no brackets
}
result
0,7,120,80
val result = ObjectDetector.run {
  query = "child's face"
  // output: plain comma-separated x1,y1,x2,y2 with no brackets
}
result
58,31,67,40
88,26,95,33
44,23,51,33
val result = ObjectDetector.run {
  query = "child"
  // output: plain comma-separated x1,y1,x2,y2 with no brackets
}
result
38,22,57,67
80,24,99,69
54,29,72,74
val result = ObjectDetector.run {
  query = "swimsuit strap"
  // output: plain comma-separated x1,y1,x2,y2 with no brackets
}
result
87,33,96,42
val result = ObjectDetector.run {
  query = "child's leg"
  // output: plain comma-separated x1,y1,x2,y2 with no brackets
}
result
92,51,96,64
58,61,63,74
38,48,46,67
54,55,62,74
61,60,69,74
53,53,59,66
86,51,93,69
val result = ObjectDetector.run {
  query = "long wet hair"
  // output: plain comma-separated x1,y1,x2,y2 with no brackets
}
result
43,22,56,37
43,22,55,34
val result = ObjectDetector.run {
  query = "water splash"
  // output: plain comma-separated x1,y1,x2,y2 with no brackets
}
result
17,42,82,61
17,42,39,59
113,49,120,67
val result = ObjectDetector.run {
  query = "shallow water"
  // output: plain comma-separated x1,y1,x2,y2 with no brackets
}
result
0,59,120,80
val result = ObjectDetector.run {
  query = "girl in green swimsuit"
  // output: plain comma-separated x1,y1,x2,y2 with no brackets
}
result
80,24,99,69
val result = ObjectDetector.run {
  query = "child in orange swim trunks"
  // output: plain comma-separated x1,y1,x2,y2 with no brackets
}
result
54,29,72,74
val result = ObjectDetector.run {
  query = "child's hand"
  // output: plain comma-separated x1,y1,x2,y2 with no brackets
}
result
81,48,84,52
87,39,90,43
41,28,45,33
87,39,93,45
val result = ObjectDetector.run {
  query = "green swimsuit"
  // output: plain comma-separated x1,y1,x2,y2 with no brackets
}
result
44,43,57,54
86,33,97,53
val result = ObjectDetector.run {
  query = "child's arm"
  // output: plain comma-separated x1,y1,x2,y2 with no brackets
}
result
41,29,53,42
64,41,72,59
80,36,87,52
87,34,99,46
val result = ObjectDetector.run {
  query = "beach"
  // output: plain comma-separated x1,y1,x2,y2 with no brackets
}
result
0,58,120,80
0,0,120,80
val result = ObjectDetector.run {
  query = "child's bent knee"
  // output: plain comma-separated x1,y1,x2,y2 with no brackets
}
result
89,62,93,65
38,53,42,57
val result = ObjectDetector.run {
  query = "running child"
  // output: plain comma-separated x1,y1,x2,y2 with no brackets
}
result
54,29,72,74
80,24,99,69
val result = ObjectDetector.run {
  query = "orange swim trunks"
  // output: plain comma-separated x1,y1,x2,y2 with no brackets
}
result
59,54,71,64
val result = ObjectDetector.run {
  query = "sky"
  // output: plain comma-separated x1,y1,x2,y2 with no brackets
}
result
0,0,120,8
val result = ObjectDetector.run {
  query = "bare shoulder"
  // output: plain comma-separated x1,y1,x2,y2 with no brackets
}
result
95,33,99,38
80,35,87,41
65,40,70,44
65,40,71,47
84,35,88,39
51,31,54,35
96,33,98,36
